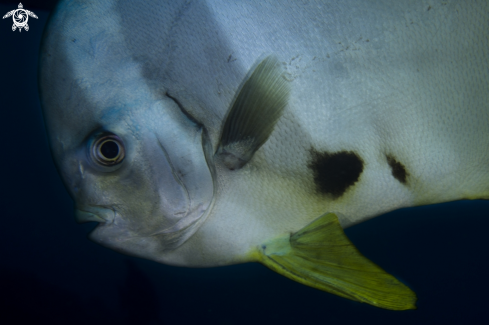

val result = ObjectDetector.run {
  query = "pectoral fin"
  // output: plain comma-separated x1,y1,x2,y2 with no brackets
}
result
216,56,290,170
251,213,416,310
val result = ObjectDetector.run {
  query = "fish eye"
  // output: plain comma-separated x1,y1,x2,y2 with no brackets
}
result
91,134,125,166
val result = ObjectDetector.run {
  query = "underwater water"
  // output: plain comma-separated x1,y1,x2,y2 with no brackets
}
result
1,1,488,324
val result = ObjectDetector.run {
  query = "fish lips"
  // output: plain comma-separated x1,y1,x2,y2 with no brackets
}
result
83,201,212,256
74,206,115,224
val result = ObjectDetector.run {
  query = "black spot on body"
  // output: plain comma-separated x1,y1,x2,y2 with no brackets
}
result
308,149,364,199
386,155,408,184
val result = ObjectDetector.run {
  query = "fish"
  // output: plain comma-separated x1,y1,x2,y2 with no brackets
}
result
38,0,489,310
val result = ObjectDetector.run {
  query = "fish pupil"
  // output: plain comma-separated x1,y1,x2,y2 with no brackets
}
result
101,141,119,159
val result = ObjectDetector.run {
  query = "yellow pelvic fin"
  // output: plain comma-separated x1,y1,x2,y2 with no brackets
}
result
251,213,417,310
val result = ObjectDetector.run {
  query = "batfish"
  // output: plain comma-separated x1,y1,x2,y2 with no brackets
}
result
39,0,489,310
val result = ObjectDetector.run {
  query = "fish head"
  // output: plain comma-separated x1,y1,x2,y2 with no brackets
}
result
38,2,214,262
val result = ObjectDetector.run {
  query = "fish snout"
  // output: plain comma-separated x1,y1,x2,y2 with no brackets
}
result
74,205,115,224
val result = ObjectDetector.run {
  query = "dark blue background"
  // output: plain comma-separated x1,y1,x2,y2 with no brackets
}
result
1,1,488,324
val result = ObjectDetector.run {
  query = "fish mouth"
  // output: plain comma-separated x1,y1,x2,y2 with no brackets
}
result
75,205,115,224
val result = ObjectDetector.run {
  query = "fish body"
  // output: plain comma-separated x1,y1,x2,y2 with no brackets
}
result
39,0,489,309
